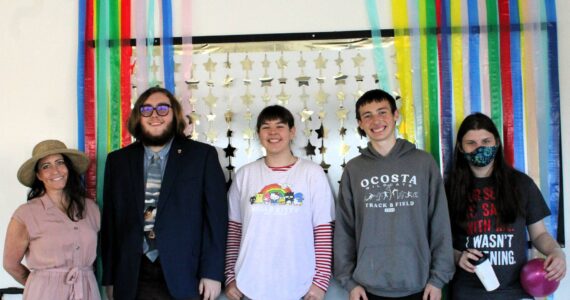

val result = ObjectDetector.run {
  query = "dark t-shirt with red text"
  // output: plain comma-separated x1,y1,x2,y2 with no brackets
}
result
450,171,550,300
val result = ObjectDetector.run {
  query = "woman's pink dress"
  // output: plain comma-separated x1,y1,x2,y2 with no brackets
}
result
12,195,101,300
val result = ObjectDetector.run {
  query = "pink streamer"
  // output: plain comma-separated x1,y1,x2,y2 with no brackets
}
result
135,0,149,94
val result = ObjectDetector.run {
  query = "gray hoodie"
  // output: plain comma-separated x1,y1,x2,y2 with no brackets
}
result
334,139,455,297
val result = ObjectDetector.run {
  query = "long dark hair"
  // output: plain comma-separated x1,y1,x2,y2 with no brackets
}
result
127,86,187,140
28,155,86,222
445,113,523,227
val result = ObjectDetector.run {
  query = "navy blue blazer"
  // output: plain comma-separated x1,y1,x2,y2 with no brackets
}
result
101,137,228,299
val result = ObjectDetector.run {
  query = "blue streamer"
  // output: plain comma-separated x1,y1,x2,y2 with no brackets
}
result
509,0,525,172
147,0,156,85
162,0,175,93
439,0,453,172
364,0,391,91
467,0,481,113
77,0,86,151
545,0,561,239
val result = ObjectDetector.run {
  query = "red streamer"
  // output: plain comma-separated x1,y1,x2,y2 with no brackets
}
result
499,0,514,165
84,0,97,199
121,0,132,147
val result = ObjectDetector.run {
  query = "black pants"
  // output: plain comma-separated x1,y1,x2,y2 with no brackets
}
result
366,291,424,300
136,256,175,300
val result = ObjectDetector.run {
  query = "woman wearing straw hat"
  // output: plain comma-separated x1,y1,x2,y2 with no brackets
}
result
3,140,101,300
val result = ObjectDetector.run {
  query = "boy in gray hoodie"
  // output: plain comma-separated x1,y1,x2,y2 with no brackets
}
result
334,89,455,300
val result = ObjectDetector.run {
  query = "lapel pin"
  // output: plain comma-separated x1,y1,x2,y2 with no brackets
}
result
177,149,182,154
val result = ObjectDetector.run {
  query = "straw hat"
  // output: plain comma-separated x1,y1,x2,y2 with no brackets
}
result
17,140,90,187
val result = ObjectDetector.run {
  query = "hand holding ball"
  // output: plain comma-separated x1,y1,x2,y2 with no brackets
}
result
520,258,560,297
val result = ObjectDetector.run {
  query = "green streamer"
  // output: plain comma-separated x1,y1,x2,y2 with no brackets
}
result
486,0,503,134
426,0,441,165
109,0,121,151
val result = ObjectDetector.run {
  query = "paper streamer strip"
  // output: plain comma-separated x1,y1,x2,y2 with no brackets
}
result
365,0,391,91
509,0,526,172
120,0,132,147
147,0,157,85
78,0,86,151
437,0,453,170
426,0,441,165
498,0,514,165
460,1,471,117
520,0,540,183
135,0,149,94
84,0,97,199
96,0,109,205
478,1,491,115
450,0,465,134
545,0,561,238
391,0,416,144
109,0,121,151
486,0,503,134
467,0,481,113
407,0,424,150
180,0,194,136
419,1,432,153
162,0,175,93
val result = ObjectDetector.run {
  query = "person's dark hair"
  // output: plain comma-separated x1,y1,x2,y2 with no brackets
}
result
256,105,295,133
28,155,86,222
127,86,187,140
445,112,522,228
355,89,397,137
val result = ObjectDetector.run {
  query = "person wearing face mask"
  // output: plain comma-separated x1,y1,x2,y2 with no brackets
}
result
445,113,566,299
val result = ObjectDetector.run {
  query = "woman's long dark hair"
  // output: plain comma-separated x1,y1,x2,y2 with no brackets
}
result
28,155,86,222
445,113,523,228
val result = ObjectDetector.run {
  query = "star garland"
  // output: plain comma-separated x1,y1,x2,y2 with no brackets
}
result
222,53,236,187
314,52,330,172
241,54,255,156
335,51,350,170
203,55,218,143
276,52,290,106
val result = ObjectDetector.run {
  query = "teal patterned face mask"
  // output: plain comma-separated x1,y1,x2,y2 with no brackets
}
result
463,145,498,167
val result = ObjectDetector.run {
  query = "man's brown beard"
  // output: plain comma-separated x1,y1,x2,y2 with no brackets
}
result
140,121,175,146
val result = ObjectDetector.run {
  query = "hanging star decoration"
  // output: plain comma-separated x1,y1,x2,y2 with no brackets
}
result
304,141,316,156
314,53,327,71
260,54,274,88
241,91,255,106
315,125,325,139
319,145,327,154
203,57,217,73
295,75,311,87
206,129,218,143
241,55,253,72
319,160,331,173
277,89,290,106
204,91,218,109
224,143,236,158
334,73,348,85
340,143,350,156
336,107,349,121
352,52,366,68
300,109,314,122
315,89,329,106
339,127,347,137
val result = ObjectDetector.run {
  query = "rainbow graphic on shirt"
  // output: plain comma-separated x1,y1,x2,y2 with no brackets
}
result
250,183,304,206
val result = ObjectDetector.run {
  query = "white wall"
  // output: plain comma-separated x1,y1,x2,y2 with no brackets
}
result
0,0,568,298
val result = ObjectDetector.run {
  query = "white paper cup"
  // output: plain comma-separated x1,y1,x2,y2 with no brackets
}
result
472,252,500,291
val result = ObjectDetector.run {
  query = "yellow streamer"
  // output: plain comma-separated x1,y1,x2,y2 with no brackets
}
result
392,0,416,143
450,0,464,133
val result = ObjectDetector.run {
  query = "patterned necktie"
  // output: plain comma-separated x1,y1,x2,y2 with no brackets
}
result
143,153,161,262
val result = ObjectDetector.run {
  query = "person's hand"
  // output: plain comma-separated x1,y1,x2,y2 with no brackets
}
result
457,249,484,273
422,283,441,300
199,278,221,300
349,285,368,300
104,285,113,300
544,248,567,281
303,283,325,300
225,280,243,300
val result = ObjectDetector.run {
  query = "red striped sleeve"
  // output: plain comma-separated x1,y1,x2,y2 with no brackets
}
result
312,222,334,291
224,221,242,285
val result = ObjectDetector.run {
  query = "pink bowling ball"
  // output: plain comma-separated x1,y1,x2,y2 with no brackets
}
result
520,258,560,297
